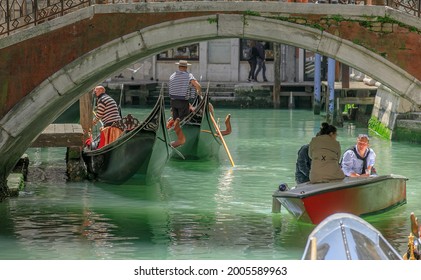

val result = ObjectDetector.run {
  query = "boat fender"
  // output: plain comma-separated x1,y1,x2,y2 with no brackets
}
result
278,183,289,192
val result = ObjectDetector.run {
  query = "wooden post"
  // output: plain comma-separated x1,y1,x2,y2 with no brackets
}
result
314,53,322,115
79,91,93,139
341,64,350,89
272,43,281,109
327,57,336,123
272,196,281,213
288,91,295,109
310,237,318,260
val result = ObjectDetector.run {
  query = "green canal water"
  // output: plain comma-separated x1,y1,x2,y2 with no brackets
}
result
1,108,420,260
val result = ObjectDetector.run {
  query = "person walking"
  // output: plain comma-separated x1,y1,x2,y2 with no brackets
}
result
254,41,268,82
247,41,258,82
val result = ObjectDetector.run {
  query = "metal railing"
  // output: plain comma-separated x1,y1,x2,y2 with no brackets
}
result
0,0,419,38
387,0,421,16
0,0,92,37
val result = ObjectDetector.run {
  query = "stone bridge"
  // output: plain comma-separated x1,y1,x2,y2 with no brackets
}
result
1,1,421,194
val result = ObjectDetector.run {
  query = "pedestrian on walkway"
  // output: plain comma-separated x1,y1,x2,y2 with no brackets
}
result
254,41,268,82
247,41,258,82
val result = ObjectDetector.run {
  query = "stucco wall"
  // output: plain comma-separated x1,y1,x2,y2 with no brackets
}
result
372,85,415,131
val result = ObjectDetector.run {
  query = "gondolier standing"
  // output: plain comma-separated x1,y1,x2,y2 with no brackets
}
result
168,60,202,147
91,85,123,148
92,85,121,127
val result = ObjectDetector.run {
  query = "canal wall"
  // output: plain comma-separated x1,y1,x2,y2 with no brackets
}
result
370,85,421,142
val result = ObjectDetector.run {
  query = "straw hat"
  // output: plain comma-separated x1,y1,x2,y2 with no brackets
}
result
175,60,191,67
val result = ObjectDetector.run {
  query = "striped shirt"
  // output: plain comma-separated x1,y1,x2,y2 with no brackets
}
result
96,93,121,125
168,70,196,100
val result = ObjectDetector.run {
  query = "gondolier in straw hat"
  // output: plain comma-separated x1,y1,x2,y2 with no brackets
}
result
168,60,202,147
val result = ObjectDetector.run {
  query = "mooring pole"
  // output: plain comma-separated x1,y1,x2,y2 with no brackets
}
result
313,53,322,115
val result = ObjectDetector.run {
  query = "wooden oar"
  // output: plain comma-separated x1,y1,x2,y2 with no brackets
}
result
209,112,235,167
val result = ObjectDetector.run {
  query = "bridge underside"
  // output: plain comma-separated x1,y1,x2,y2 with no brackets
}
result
1,3,421,196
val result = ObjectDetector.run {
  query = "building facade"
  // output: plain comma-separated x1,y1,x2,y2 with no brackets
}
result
117,38,315,84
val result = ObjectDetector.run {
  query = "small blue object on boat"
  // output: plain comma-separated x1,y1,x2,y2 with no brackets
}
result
278,183,289,192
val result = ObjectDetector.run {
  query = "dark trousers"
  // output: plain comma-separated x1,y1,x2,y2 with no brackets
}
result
255,58,267,81
170,99,190,120
248,59,257,80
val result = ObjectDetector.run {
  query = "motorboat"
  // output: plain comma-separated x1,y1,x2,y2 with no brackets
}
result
272,174,407,224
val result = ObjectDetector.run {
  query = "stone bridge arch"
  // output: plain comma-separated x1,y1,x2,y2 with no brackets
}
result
1,3,421,189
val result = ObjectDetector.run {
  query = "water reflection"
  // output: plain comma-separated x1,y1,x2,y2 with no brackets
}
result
1,109,420,259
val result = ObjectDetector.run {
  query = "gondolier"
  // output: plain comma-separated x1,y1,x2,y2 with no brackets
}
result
92,85,123,148
168,60,202,148
168,60,202,121
92,85,121,127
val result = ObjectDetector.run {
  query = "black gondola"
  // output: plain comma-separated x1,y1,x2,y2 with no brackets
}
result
83,92,171,184
169,92,223,161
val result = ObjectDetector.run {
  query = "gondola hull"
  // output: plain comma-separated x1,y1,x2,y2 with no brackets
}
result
301,213,402,260
272,174,407,224
83,94,170,185
170,94,222,160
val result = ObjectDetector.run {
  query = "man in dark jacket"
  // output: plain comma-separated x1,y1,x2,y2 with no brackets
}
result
254,41,268,82
295,144,311,184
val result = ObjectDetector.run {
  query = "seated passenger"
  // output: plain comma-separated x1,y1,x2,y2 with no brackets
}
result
308,122,345,183
341,134,376,177
295,144,311,184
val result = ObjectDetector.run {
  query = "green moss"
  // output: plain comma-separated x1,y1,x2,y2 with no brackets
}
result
272,16,290,21
376,15,399,24
330,14,344,22
392,127,421,143
207,17,217,24
310,23,324,31
360,21,371,28
368,116,391,139
409,26,417,32
243,10,260,17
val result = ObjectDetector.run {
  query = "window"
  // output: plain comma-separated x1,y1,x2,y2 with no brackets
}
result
157,44,199,60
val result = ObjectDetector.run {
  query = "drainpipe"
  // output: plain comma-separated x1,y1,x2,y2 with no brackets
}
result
327,57,335,123
313,53,321,115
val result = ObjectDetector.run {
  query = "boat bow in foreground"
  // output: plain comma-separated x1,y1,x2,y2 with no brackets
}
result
302,213,402,260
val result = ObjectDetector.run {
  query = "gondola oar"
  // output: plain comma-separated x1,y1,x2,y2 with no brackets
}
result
202,81,234,167
210,112,235,167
